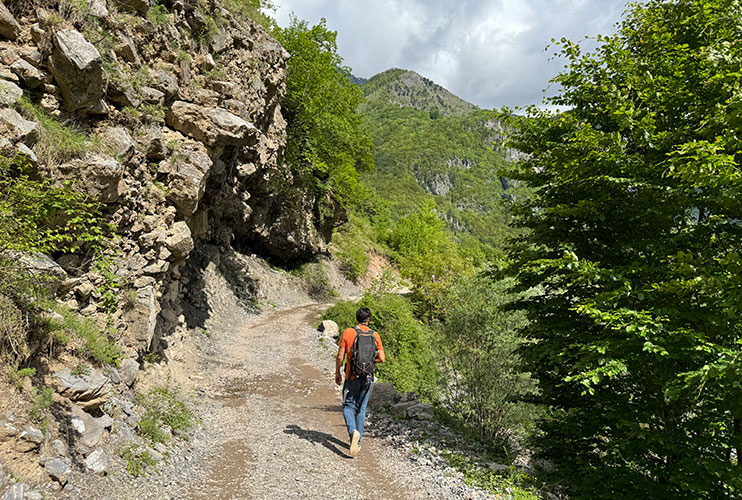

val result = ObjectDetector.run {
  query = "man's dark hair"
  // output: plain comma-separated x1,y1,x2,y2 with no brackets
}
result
356,307,371,324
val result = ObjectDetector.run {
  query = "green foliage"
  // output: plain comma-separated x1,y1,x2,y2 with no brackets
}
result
385,200,470,316
221,0,275,29
71,363,91,376
50,305,122,365
322,286,439,399
0,155,108,255
8,367,36,390
290,261,336,299
272,17,375,209
329,213,373,280
120,445,157,477
439,274,538,441
17,98,98,166
503,1,742,497
28,386,54,423
146,2,170,25
136,385,196,444
445,453,539,499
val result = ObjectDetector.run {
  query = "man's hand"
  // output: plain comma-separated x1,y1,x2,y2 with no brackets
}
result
335,371,343,386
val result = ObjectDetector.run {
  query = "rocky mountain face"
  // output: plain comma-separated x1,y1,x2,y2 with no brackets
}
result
0,0,336,358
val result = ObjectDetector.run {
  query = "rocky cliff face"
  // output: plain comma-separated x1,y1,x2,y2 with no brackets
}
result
0,0,332,356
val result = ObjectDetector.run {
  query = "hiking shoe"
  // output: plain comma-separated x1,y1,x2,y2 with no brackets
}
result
350,430,361,457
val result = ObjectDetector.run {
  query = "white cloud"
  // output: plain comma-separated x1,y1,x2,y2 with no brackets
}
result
272,0,631,109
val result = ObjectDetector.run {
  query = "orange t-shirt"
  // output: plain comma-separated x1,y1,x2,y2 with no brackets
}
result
339,325,384,381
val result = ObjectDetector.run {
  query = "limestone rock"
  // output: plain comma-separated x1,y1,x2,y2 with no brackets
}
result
115,33,139,64
16,144,38,170
123,285,159,348
119,358,139,387
150,69,178,98
407,403,434,420
166,101,259,148
0,108,38,145
0,80,22,106
159,142,212,216
0,421,17,440
109,81,140,108
49,30,103,111
54,368,111,410
317,320,339,339
68,404,104,449
84,448,109,474
116,0,151,14
51,439,68,457
143,124,166,160
55,154,124,203
17,425,43,452
95,413,114,430
2,484,32,500
45,458,71,486
369,383,398,407
140,86,164,105
101,127,135,161
89,0,109,17
0,3,20,41
165,221,194,260
103,365,120,385
390,400,417,418
10,59,44,88
8,252,67,293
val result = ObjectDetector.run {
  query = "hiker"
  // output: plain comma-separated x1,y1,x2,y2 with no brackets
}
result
335,307,385,457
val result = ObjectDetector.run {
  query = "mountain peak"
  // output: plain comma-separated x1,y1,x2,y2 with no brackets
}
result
361,68,477,117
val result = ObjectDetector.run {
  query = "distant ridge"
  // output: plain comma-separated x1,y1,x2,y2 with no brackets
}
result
360,68,477,117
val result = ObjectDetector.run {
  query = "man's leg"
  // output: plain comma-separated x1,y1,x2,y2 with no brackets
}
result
342,379,361,439
355,378,373,443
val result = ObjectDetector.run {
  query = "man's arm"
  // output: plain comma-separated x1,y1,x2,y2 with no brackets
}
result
375,334,385,363
335,344,345,385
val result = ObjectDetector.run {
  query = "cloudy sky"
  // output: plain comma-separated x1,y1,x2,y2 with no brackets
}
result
272,0,632,110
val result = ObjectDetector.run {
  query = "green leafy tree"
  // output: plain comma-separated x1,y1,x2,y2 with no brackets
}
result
504,1,742,497
440,274,537,441
272,17,375,207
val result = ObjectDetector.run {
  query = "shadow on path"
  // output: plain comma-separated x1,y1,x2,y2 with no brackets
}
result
284,424,350,459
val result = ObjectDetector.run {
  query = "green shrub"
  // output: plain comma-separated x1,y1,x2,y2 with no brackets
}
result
322,289,439,399
136,385,196,444
51,304,122,365
330,214,372,281
292,262,336,299
28,386,54,422
146,2,170,25
120,445,157,477
221,0,276,29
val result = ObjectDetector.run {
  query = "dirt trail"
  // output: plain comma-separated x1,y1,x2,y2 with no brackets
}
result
178,304,406,500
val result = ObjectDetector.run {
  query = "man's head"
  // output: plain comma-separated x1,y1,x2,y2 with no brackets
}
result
356,307,371,325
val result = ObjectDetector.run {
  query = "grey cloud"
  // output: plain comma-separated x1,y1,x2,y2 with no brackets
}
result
274,0,632,109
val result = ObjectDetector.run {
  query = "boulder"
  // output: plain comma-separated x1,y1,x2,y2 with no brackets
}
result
406,403,434,420
0,3,20,41
54,368,111,410
369,383,398,407
390,400,417,418
150,69,178,98
10,59,44,88
118,358,139,387
159,142,212,216
140,86,164,105
45,458,71,486
0,79,23,106
115,0,151,14
101,127,135,161
2,484,31,500
55,154,124,203
143,124,166,160
8,252,67,293
89,0,109,17
0,108,38,145
84,448,109,474
68,403,104,449
166,101,259,148
123,285,159,348
109,81,140,108
48,30,103,111
115,33,139,64
317,320,339,339
165,221,194,260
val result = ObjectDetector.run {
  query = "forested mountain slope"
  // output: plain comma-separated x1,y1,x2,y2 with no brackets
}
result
357,69,515,258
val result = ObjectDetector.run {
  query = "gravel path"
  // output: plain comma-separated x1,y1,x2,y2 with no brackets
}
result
67,289,500,499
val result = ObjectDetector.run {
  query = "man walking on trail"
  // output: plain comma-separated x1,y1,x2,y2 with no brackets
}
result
335,307,385,457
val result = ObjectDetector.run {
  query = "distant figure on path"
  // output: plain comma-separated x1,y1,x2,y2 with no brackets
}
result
335,307,385,457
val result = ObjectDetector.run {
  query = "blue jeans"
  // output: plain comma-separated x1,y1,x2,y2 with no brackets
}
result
342,377,372,443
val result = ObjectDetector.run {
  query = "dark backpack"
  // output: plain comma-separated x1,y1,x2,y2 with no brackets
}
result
350,326,378,379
